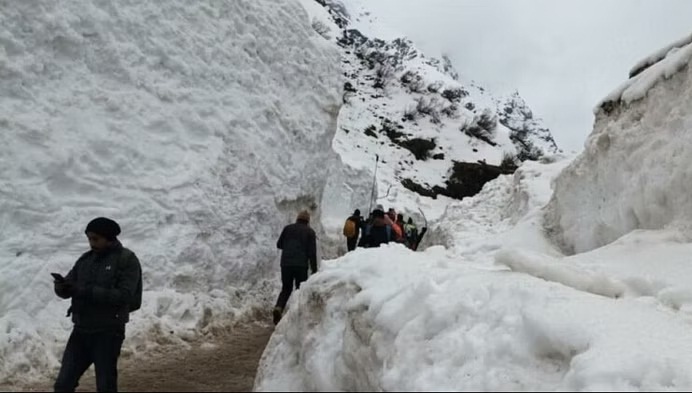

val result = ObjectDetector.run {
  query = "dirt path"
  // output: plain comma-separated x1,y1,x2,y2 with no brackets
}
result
9,322,274,392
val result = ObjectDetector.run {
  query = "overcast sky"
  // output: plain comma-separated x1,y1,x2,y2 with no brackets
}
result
361,0,692,151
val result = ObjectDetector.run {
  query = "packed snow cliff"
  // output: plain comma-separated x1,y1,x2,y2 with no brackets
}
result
547,31,692,254
255,30,692,391
0,0,342,384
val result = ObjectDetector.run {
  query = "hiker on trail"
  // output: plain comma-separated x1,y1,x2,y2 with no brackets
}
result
357,212,374,248
343,209,364,252
403,217,418,249
53,217,143,393
364,205,392,248
395,214,407,245
385,208,404,243
273,210,318,325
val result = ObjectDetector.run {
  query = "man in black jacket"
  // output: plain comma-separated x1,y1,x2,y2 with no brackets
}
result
367,206,392,248
273,210,317,325
53,217,142,393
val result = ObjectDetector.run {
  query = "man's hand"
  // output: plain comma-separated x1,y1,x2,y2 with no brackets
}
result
51,273,65,283
54,281,72,291
54,281,74,299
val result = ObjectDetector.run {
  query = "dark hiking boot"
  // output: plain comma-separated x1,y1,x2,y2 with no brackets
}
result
273,307,283,325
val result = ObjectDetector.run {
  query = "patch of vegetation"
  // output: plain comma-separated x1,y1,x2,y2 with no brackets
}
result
380,119,406,142
376,118,436,160
441,104,458,118
402,107,417,122
441,88,468,103
364,125,378,138
500,152,519,171
511,134,543,161
462,109,498,146
337,29,368,48
400,70,425,93
427,81,444,93
374,62,395,89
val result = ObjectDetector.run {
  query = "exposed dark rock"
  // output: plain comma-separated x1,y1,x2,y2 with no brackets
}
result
398,138,436,160
401,161,516,200
401,178,438,199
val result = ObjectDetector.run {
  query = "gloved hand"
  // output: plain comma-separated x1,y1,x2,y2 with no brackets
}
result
54,281,74,295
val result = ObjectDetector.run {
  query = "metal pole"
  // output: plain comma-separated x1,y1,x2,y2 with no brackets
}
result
368,154,379,213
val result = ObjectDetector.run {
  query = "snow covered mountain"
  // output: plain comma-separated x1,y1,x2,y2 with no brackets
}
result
307,0,558,254
255,31,692,391
0,0,343,384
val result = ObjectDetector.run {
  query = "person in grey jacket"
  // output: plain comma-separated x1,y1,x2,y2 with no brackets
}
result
53,217,142,393
273,210,317,325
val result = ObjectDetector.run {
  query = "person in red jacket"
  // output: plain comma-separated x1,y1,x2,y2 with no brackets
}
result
386,208,404,242
395,214,407,245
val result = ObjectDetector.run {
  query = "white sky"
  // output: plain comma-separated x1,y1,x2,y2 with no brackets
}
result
360,0,692,151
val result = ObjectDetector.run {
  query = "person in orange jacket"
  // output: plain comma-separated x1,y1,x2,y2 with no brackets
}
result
385,208,404,242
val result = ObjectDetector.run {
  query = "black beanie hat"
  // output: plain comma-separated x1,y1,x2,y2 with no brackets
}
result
354,209,361,216
85,217,121,240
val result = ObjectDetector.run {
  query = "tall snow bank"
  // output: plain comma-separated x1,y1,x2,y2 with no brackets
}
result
547,42,692,254
0,0,341,384
255,245,692,391
629,32,692,78
599,37,692,108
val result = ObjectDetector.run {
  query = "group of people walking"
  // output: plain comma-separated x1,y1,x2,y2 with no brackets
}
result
342,204,422,251
271,206,424,326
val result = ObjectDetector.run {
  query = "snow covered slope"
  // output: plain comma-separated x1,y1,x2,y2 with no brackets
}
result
0,0,341,384
309,0,558,250
546,31,692,254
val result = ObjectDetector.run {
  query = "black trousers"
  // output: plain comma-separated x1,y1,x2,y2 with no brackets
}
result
346,237,358,251
275,266,308,310
54,326,125,392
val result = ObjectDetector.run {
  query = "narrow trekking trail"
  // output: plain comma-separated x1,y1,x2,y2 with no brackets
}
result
7,322,273,392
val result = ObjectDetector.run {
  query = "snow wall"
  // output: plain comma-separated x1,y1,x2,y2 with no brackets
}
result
545,37,692,254
0,0,341,383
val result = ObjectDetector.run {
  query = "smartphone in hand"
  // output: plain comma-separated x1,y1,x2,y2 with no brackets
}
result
51,273,65,282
